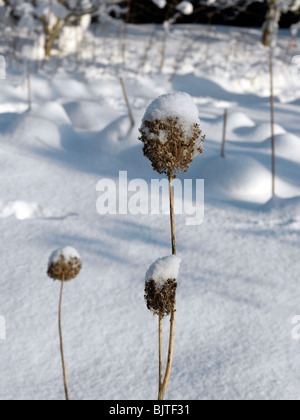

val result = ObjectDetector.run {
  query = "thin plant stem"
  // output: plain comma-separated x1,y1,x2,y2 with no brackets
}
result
59,274,70,401
221,108,228,158
27,61,31,111
159,307,176,400
120,77,135,133
160,29,168,71
269,47,276,197
169,177,176,256
158,315,163,399
158,177,177,400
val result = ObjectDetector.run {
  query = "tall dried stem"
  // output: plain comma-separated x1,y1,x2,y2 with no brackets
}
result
59,273,70,401
158,177,177,400
158,315,163,399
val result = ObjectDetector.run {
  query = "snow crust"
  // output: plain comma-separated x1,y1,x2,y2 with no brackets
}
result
143,92,200,127
142,92,202,148
48,247,81,266
146,256,182,289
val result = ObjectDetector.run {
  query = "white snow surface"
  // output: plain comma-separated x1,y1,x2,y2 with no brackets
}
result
0,24,300,401
49,247,81,266
145,256,182,289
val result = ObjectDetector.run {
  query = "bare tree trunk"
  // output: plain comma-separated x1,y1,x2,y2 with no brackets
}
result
43,17,63,58
262,0,279,47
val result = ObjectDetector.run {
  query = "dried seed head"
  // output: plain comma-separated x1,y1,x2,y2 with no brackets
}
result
139,93,205,179
144,255,181,317
140,117,205,179
47,247,82,282
145,278,177,318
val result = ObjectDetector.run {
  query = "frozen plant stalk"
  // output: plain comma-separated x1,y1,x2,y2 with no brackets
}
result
140,92,205,400
47,247,82,401
145,255,182,398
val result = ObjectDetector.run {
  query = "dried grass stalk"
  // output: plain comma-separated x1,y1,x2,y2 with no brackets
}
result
58,274,69,401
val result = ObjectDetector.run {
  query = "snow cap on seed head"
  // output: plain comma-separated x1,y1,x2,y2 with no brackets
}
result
47,246,82,282
145,256,182,317
139,92,205,179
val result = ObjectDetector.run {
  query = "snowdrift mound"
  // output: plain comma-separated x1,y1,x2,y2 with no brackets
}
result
53,75,93,100
205,111,255,142
202,155,273,203
33,102,71,125
30,73,56,101
230,122,286,143
90,115,134,153
63,100,119,131
261,133,300,162
0,110,81,154
225,112,255,132
86,77,123,100
3,113,62,150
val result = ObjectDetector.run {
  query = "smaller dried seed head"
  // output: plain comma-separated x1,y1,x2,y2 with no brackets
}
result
145,278,177,318
47,247,82,282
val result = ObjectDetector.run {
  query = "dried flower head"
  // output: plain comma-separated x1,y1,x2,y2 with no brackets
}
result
144,255,181,317
145,278,177,318
139,93,205,179
47,247,82,282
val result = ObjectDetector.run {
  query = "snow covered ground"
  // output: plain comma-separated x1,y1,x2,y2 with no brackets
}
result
0,24,300,400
